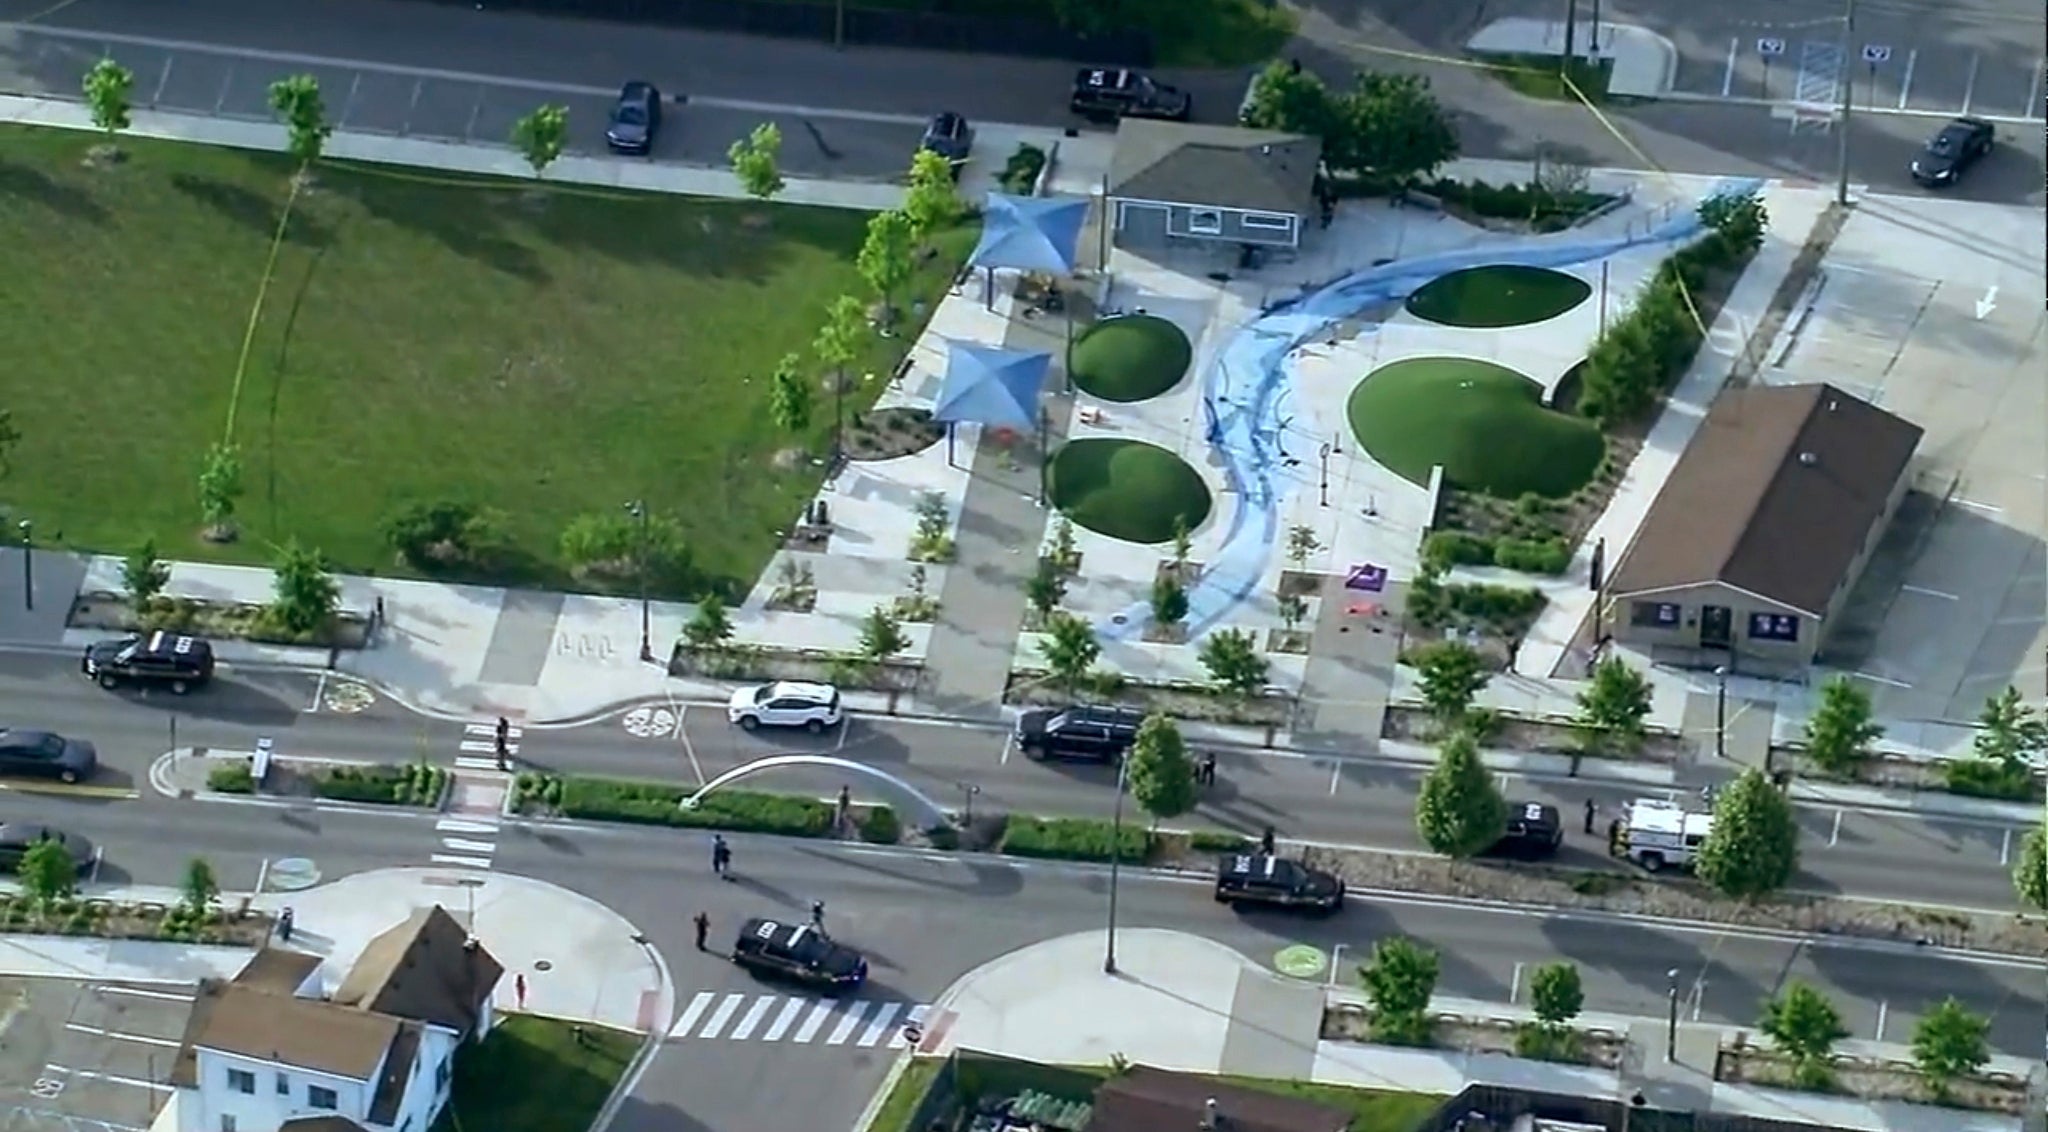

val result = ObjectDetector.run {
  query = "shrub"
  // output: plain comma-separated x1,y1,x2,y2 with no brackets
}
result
560,510,693,589
858,805,902,845
314,766,408,804
556,777,834,837
1491,537,1571,574
1188,830,1253,854
1944,758,2037,800
1421,531,1494,572
384,500,508,573
998,816,1150,863
207,760,256,794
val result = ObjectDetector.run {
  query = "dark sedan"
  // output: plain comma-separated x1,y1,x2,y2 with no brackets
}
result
919,111,974,176
606,81,663,155
0,729,98,784
0,825,97,873
1909,117,1993,187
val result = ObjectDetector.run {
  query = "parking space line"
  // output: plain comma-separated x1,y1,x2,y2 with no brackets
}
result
63,1023,181,1048
305,670,328,713
1962,52,1980,113
1853,670,1913,688
92,986,190,1003
1327,762,1341,796
69,1070,170,1092
2001,828,2012,865
1900,584,1958,600
1896,50,1916,109
1829,809,1843,846
1721,38,1738,98
2026,64,2042,120
1955,499,2002,514
834,722,850,754
675,706,706,786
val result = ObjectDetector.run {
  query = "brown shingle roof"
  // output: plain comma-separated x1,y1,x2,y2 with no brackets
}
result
188,982,400,1081
1085,1067,1350,1132
232,947,324,995
333,906,503,1036
366,1022,422,1127
1605,383,1921,616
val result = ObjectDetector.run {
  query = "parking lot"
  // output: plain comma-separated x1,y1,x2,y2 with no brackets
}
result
0,24,926,181
1766,195,2046,722
0,976,193,1132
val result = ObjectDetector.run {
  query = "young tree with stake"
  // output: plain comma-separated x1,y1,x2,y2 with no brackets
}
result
1038,612,1099,696
511,104,570,179
1024,555,1066,625
902,148,962,248
1803,675,1883,775
2015,819,2046,911
768,353,814,436
1415,731,1507,858
1126,714,1196,829
18,839,78,909
267,75,331,166
729,122,786,202
857,210,915,331
1198,628,1268,703
82,58,134,153
858,605,909,662
813,294,868,457
1359,937,1439,1046
683,594,734,650
1574,655,1653,755
1910,997,1990,1099
123,537,170,613
1759,982,1849,1089
1413,640,1489,725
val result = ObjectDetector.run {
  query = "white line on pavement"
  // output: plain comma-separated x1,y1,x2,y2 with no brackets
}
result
761,997,806,1042
92,986,191,1003
825,1002,873,1045
1961,52,1980,113
1852,670,1913,689
727,995,776,1040
68,1070,169,1092
1955,498,2002,514
2000,828,2012,865
454,756,505,771
305,670,328,714
1896,49,1916,109
464,723,524,740
64,1023,180,1048
1327,762,1341,796
428,853,494,869
1829,809,1843,846
436,818,499,834
441,838,497,855
695,994,745,1039
792,1000,837,1043
668,992,714,1039
1874,1000,1888,1041
1721,38,1738,98
1899,584,1957,600
857,1002,903,1047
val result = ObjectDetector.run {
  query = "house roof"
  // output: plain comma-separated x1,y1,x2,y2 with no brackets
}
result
186,982,401,1081
1606,383,1922,616
232,947,324,995
1108,120,1320,216
366,1022,422,1127
280,1119,372,1132
332,906,504,1035
1085,1067,1350,1132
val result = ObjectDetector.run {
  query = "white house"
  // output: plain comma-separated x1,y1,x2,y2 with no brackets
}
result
172,906,504,1132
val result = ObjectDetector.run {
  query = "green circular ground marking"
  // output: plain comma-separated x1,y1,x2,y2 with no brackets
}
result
1273,944,1329,979
267,858,322,892
1046,438,1212,544
1069,314,1193,403
1347,357,1604,498
1405,264,1592,329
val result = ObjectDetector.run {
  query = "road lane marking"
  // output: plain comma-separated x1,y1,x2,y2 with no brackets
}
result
793,1000,837,1043
1721,38,1738,98
668,992,713,1039
676,703,707,786
1900,584,1957,600
441,838,496,855
1328,762,1342,795
1896,49,1916,109
2000,828,2011,865
1874,999,1888,1041
834,721,850,753
727,995,776,1040
68,1070,168,1092
63,1023,179,1048
436,818,499,834
429,853,493,869
825,1001,873,1045
1829,810,1842,846
761,997,806,1041
856,1003,902,1047
696,994,745,1039
305,670,328,714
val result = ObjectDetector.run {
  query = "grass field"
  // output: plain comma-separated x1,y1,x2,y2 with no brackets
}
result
1348,358,1604,498
1069,314,1193,403
1047,438,1212,544
761,0,1293,66
431,1014,637,1132
1405,264,1592,329
0,125,971,597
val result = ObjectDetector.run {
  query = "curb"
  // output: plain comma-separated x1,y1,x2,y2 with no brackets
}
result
145,750,450,820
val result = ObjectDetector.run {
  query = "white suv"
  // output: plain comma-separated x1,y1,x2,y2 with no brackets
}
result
727,681,844,733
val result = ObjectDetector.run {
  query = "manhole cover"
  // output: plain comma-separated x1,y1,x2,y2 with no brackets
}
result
1272,944,1328,980
324,681,375,714
534,960,553,972
622,706,679,738
267,858,322,892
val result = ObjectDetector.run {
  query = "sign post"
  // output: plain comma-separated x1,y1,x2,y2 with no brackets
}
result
1756,37,1785,98
253,737,273,786
1861,44,1892,108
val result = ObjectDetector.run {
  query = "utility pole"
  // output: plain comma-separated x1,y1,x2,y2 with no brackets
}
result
1834,0,1856,204
1562,0,1580,76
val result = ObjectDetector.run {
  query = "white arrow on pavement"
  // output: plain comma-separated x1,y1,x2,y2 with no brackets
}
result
1974,285,1998,319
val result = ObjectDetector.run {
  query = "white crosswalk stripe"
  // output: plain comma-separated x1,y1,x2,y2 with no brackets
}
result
425,721,516,871
666,992,929,1046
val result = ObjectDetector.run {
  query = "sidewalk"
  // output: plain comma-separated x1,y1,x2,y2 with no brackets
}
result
1465,19,1680,99
905,928,2030,1132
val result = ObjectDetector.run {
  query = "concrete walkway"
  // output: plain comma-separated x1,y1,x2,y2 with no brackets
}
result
1465,19,1681,99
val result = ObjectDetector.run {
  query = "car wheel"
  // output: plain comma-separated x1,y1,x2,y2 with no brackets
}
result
739,716,760,732
97,672,118,690
1640,853,1665,873
170,679,190,695
1021,742,1045,760
806,719,824,735
59,769,80,785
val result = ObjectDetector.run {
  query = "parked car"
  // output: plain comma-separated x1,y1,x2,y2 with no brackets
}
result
726,681,843,733
1214,851,1344,913
1069,68,1191,123
1909,117,1993,187
0,729,98,785
0,824,96,873
1483,801,1564,860
1011,704,1144,763
81,630,215,695
606,81,663,154
732,917,868,991
918,111,974,175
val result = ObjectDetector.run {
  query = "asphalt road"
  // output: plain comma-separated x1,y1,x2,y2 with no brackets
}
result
8,0,2043,204
4,788,2041,1132
0,652,2031,911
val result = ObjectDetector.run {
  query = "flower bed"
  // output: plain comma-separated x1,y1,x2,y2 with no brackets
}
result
313,763,449,807
1718,1042,2028,1114
69,591,371,649
1321,1002,1627,1069
0,892,269,945
668,643,919,692
1381,705,1687,763
513,773,840,838
1004,670,1293,727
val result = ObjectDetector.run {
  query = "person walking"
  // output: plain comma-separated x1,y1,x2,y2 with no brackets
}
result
693,911,710,951
514,973,527,1009
1199,752,1217,787
835,785,852,834
1583,798,1597,835
277,906,295,943
809,900,826,932
1258,825,1275,855
711,835,732,880
494,716,512,771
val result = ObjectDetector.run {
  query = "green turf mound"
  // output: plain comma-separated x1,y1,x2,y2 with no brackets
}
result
1347,357,1603,498
1068,314,1193,403
1046,438,1212,544
1405,264,1591,329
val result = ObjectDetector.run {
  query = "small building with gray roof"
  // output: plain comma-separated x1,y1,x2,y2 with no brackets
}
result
1106,120,1322,250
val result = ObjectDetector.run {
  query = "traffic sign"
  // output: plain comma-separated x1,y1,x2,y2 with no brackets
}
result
1756,37,1786,57
1861,44,1892,64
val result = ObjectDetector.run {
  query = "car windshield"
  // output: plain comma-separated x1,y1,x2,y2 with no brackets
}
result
615,105,647,126
752,686,775,705
1928,133,1959,155
0,735,62,760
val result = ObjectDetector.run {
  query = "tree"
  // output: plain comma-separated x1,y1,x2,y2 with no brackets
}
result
813,293,868,454
1038,611,1099,695
1758,982,1848,1089
18,838,78,907
1528,962,1583,1029
856,210,916,327
902,148,962,247
1694,768,1799,899
1150,574,1188,628
1415,731,1507,858
1359,937,1438,1046
181,857,219,919
2016,820,2047,911
1803,675,1882,775
268,540,339,637
1241,61,1342,147
1342,71,1458,182
1198,628,1268,701
1574,656,1653,755
1974,685,2047,768
1699,187,1770,255
82,58,134,146
1285,523,1319,571
1047,517,1081,575
1413,640,1488,724
197,442,243,536
729,122,785,202
1126,713,1196,827
123,538,170,612
767,352,813,435
511,104,569,178
267,74,332,166
683,593,733,650
1024,555,1066,623
1910,997,1990,1098
858,605,909,662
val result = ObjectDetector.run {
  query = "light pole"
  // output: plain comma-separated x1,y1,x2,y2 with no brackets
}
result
16,519,31,611
1317,442,1331,507
1713,665,1729,760
1834,0,1857,204
623,501,652,662
1665,968,1681,1061
1104,754,1130,974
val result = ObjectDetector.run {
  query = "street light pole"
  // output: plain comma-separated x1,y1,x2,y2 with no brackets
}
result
1104,754,1129,974
624,501,651,662
1665,968,1681,1061
1713,665,1729,760
16,520,31,611
1834,0,1857,204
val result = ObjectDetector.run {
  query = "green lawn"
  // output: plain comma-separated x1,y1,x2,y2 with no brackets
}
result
0,125,971,597
1347,358,1604,498
865,1057,949,1132
1069,314,1193,403
1046,438,1212,544
1475,53,1615,102
1405,265,1592,329
1220,1077,1444,1132
432,1014,638,1132
762,0,1293,66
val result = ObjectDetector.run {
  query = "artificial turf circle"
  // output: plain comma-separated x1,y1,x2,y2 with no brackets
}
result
1404,264,1592,329
1346,357,1604,499
1068,314,1194,403
1046,438,1213,544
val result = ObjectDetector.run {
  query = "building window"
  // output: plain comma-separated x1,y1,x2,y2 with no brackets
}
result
1629,601,1681,628
220,1118,237,1132
436,1057,453,1090
225,1069,256,1094
1187,208,1223,235
276,1073,289,1095
1241,212,1293,231
307,1085,340,1110
1747,612,1800,642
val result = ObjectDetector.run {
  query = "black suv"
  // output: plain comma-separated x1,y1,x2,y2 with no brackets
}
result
919,111,973,175
1910,117,1993,187
1485,801,1564,860
1070,68,1192,123
732,917,868,991
1214,852,1344,913
82,631,214,694
1013,704,1144,762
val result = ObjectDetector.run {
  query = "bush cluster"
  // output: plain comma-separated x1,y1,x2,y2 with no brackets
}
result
537,775,836,837
998,816,1151,863
207,760,256,794
997,144,1046,194
314,763,447,806
858,805,902,845
1943,758,2038,801
1187,830,1254,854
383,500,509,574
1410,575,1546,630
1429,178,1611,229
1421,531,1570,576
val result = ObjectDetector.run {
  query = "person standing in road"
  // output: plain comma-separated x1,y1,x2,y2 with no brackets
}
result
1199,752,1217,787
693,911,710,951
1583,798,1597,835
711,835,732,880
1259,825,1275,855
810,899,826,932
494,716,512,771
836,785,852,833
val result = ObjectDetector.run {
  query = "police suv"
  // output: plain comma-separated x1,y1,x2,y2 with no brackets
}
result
1609,798,1712,872
81,631,215,695
1214,852,1344,913
731,917,868,991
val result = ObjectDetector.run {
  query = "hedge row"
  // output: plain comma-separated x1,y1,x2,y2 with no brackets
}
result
998,816,1151,863
207,761,255,794
1421,531,1570,576
315,764,448,807
1943,759,2038,801
515,773,840,838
